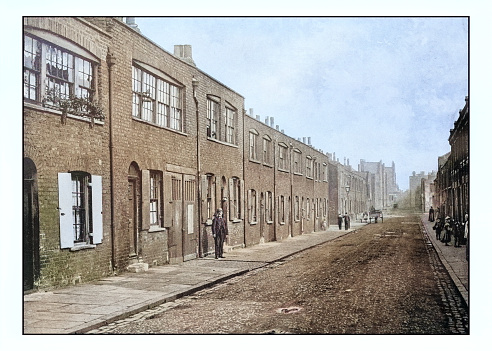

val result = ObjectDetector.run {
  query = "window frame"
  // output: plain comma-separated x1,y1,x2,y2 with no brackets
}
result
58,172,102,250
24,32,99,117
149,170,164,229
132,62,184,132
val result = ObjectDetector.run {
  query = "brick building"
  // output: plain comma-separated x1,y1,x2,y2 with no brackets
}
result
433,96,469,222
23,17,382,291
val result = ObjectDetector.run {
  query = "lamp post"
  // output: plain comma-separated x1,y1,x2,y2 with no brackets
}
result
345,184,350,215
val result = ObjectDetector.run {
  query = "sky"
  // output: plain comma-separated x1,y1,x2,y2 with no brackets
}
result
135,16,468,191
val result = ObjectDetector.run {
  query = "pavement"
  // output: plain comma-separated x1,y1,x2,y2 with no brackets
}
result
420,213,469,307
24,214,469,334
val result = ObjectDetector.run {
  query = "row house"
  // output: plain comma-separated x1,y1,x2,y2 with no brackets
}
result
433,96,469,222
23,17,375,292
245,114,330,243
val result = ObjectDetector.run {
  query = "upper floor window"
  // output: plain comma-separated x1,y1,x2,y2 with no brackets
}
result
207,96,219,139
225,105,236,144
249,129,259,161
132,63,183,132
306,157,313,178
206,96,238,145
293,149,302,174
278,143,289,171
263,135,272,165
24,33,102,120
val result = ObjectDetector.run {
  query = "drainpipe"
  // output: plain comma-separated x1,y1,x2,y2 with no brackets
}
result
106,49,117,273
192,77,202,257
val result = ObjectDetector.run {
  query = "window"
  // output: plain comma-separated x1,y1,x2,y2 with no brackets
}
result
278,144,288,171
306,157,313,178
132,64,183,132
293,149,302,174
263,136,272,165
225,106,236,144
150,171,163,227
58,172,102,249
24,33,98,115
249,130,259,161
295,195,300,221
207,97,219,139
208,175,216,220
279,195,285,224
306,198,311,220
265,191,273,222
323,163,328,182
248,189,257,223
229,177,241,220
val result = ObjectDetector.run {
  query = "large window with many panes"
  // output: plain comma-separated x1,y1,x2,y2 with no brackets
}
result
24,33,98,115
132,64,183,132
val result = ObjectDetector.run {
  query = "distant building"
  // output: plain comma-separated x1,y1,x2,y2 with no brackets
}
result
359,159,400,210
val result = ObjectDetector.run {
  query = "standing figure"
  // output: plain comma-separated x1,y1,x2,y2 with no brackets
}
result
212,208,228,259
338,214,343,230
443,216,453,246
344,212,350,230
454,219,463,247
428,206,435,222
433,218,443,241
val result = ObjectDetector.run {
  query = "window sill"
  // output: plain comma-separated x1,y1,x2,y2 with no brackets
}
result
132,117,188,136
207,137,238,148
249,221,257,225
24,102,104,125
249,158,261,164
263,163,273,168
70,244,96,251
278,168,290,174
149,226,167,233
232,219,242,223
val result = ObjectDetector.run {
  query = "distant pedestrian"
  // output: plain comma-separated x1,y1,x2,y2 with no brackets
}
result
433,218,443,241
443,216,453,246
338,213,343,230
212,208,228,259
344,213,350,230
428,206,435,222
454,220,463,248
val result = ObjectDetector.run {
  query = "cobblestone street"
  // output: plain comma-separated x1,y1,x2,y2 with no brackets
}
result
87,215,468,334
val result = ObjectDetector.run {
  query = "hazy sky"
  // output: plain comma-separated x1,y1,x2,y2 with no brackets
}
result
135,17,468,190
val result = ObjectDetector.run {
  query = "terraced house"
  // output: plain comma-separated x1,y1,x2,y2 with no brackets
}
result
24,17,387,292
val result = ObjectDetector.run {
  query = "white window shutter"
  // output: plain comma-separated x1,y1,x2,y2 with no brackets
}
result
91,175,103,244
58,173,74,249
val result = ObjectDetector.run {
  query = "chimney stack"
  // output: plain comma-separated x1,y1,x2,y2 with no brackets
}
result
270,117,274,127
174,45,196,66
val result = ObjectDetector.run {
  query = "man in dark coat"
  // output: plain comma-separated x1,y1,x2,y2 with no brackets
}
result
212,208,228,259
428,206,435,222
344,212,350,230
338,214,343,230
433,218,443,240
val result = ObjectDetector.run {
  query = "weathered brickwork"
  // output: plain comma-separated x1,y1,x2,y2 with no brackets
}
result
24,17,380,291
23,17,113,289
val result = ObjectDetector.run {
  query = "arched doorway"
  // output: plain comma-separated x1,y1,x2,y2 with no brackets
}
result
23,158,39,292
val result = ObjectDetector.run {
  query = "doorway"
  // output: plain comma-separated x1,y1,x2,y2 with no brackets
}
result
23,158,39,292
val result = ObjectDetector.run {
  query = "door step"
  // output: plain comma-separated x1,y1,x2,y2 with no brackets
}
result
126,262,149,273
